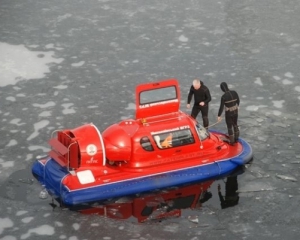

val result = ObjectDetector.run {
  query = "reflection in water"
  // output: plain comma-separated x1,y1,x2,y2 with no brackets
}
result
71,180,214,223
218,176,239,209
52,166,246,223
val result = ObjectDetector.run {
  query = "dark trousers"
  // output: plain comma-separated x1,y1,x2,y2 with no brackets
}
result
191,105,209,128
225,111,239,138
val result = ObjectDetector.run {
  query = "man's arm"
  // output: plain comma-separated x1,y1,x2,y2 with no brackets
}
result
204,88,211,104
217,96,225,120
187,86,193,104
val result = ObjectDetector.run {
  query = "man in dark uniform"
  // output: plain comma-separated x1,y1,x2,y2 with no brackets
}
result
187,79,211,128
217,82,240,145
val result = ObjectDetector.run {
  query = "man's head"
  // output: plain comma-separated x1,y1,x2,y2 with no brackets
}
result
192,79,201,90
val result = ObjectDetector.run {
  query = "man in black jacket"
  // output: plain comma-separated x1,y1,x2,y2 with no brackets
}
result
187,79,211,128
217,82,240,145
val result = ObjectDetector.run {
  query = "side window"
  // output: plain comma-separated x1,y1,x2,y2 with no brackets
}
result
140,136,154,151
196,124,209,141
153,129,195,149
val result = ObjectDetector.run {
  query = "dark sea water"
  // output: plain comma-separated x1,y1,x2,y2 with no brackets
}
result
1,0,300,239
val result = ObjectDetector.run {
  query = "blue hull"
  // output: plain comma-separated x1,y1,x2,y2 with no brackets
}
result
32,137,253,206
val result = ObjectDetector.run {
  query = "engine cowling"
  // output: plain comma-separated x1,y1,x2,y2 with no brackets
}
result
49,123,105,168
102,121,136,162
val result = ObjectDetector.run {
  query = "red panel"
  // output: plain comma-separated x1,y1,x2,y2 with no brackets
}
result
49,150,67,167
48,138,68,155
135,79,180,119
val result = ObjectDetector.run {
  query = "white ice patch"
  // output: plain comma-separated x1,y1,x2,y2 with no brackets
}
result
28,145,50,152
6,139,18,147
21,217,34,224
6,96,16,102
178,35,189,42
20,224,55,239
10,118,25,126
25,154,33,161
55,221,63,227
27,120,50,141
87,105,98,109
16,210,28,216
273,110,282,116
295,86,300,92
53,85,68,89
272,100,284,108
0,217,14,235
71,61,85,67
39,111,52,117
284,72,294,78
72,223,80,231
0,161,14,168
245,105,268,111
282,79,293,85
254,77,263,86
61,103,76,114
32,101,56,108
125,103,136,110
0,42,64,87
273,76,281,81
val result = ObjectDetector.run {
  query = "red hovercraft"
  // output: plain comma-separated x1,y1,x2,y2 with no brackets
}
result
32,79,253,207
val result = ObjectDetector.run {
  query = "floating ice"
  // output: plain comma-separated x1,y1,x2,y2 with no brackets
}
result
272,110,282,116
16,210,28,216
6,139,18,147
178,35,189,42
0,42,63,87
276,174,297,182
254,77,263,86
0,217,14,235
272,100,284,108
71,61,85,67
10,118,25,126
282,79,293,85
21,217,34,224
39,189,48,199
53,85,68,89
28,145,50,152
6,96,16,102
27,120,50,141
39,111,52,117
245,105,267,111
72,223,80,231
20,225,55,239
295,86,300,92
32,101,56,108
61,103,76,114
284,72,294,78
125,103,136,110
0,160,14,168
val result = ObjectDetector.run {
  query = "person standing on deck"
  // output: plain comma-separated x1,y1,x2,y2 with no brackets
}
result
217,82,240,145
187,79,211,128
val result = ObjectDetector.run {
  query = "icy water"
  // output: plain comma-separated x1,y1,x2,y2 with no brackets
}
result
1,0,300,239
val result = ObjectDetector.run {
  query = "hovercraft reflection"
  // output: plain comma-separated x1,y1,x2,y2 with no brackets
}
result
68,170,242,223
32,79,253,207
74,180,214,223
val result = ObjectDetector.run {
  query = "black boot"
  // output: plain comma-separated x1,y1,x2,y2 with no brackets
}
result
229,135,235,146
234,127,239,143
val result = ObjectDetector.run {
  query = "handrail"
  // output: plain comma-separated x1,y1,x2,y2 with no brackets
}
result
67,141,77,172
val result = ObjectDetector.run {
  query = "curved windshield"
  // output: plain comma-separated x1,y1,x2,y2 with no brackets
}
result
196,124,209,141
